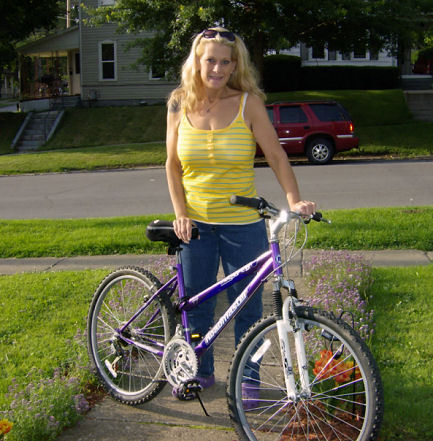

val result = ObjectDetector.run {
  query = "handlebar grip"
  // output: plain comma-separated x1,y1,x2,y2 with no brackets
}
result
307,212,331,224
311,212,323,222
230,195,263,210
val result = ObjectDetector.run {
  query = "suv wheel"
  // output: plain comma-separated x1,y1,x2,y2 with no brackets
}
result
306,138,334,165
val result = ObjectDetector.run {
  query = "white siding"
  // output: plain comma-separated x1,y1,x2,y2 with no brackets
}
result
80,4,176,102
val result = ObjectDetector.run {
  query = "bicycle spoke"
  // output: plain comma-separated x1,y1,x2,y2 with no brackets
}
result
88,268,175,404
228,308,383,441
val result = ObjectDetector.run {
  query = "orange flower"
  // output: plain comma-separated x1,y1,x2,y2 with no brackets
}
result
313,350,337,380
0,419,13,435
313,350,361,384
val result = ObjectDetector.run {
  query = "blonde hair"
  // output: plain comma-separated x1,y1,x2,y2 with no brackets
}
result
168,27,265,113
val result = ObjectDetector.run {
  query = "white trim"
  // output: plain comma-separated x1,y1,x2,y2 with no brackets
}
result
279,137,303,142
98,40,117,81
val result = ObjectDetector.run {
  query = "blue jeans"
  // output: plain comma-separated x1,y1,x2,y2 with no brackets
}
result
180,220,268,378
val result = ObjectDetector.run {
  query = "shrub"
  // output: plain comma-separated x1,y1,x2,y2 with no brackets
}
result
303,250,375,342
2,368,89,441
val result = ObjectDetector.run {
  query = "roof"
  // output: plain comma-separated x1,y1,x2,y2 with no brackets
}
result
18,26,79,56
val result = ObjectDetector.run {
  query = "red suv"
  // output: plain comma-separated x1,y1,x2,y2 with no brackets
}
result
257,100,359,164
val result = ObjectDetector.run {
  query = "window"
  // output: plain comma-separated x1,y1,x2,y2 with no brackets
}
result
99,0,115,5
369,49,379,61
149,65,166,80
309,103,348,122
342,52,351,61
99,41,116,80
353,43,366,59
328,50,337,61
75,52,80,74
312,45,325,59
279,106,308,124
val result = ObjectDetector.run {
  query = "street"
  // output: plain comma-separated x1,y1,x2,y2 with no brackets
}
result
1,159,432,219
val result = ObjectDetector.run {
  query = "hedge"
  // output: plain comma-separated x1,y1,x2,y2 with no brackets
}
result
263,55,400,92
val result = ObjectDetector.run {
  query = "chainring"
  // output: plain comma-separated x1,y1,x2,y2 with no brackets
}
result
162,337,198,387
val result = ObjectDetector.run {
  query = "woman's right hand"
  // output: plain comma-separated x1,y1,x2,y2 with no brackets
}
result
173,216,194,243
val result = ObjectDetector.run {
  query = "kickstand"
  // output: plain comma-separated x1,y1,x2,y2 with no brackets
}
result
195,391,210,417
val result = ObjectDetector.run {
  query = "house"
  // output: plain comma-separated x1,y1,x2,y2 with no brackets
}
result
279,43,397,67
17,1,402,112
17,0,176,112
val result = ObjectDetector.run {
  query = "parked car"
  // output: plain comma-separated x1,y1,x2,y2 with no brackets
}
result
257,100,359,164
413,53,433,74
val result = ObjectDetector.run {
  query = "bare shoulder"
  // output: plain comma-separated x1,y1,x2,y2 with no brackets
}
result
244,93,268,127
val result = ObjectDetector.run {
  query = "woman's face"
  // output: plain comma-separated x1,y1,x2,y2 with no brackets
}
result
198,41,236,91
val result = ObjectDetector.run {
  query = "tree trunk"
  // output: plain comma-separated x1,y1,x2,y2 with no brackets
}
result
249,32,265,88
398,40,413,75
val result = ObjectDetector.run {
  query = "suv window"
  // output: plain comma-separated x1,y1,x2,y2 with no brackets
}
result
280,105,308,124
309,103,348,122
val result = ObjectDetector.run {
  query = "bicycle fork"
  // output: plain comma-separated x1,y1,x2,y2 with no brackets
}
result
276,296,311,402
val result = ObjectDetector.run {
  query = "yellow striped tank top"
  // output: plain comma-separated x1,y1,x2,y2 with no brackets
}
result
177,93,260,224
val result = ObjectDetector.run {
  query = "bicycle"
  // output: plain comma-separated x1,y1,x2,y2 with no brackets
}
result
87,195,384,441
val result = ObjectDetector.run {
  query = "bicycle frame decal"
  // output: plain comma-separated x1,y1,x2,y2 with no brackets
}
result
196,257,274,354
180,250,272,311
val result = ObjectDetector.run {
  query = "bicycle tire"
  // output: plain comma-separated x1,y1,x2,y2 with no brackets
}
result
227,306,383,441
87,266,176,405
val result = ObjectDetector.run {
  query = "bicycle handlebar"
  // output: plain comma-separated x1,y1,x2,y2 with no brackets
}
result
230,195,330,224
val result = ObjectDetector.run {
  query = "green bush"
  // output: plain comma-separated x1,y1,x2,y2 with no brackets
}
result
300,66,399,90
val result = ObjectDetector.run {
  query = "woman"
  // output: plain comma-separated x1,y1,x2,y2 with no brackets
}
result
165,27,316,391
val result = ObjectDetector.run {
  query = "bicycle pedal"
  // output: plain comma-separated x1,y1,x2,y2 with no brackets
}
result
174,379,203,401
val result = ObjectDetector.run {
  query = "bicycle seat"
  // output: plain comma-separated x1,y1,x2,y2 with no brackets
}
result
146,220,199,249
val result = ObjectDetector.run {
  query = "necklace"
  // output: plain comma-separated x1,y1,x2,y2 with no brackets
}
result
203,98,220,113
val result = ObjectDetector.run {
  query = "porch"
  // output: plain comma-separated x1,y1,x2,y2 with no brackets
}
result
18,26,80,110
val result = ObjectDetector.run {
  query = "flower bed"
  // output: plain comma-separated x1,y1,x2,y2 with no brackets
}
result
304,250,375,342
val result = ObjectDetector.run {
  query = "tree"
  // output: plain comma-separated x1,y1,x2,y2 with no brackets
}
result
89,0,433,79
0,0,62,69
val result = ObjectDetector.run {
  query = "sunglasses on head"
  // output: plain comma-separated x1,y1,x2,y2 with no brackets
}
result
202,29,236,42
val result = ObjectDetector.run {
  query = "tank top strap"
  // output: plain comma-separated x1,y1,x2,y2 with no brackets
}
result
240,92,248,121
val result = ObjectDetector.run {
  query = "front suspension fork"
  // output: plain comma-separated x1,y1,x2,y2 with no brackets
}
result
276,295,311,401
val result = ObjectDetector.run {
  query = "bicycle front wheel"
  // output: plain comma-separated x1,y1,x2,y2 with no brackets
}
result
87,266,176,405
227,307,383,441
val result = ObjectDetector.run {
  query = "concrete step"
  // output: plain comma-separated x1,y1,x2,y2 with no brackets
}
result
404,90,433,121
18,141,41,150
22,134,45,141
15,110,63,152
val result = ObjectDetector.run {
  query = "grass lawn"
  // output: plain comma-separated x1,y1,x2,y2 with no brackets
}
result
1,89,432,175
0,112,25,154
0,142,166,175
370,265,433,440
0,270,107,401
1,264,432,441
266,89,412,127
1,206,432,258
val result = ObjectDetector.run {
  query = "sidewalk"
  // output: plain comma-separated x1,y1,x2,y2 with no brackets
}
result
2,251,432,441
0,249,432,276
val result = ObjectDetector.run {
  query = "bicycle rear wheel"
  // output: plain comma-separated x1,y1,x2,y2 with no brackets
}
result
227,306,383,441
87,266,176,404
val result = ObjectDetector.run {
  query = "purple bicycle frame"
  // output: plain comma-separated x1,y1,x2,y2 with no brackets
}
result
179,241,283,358
117,242,283,360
